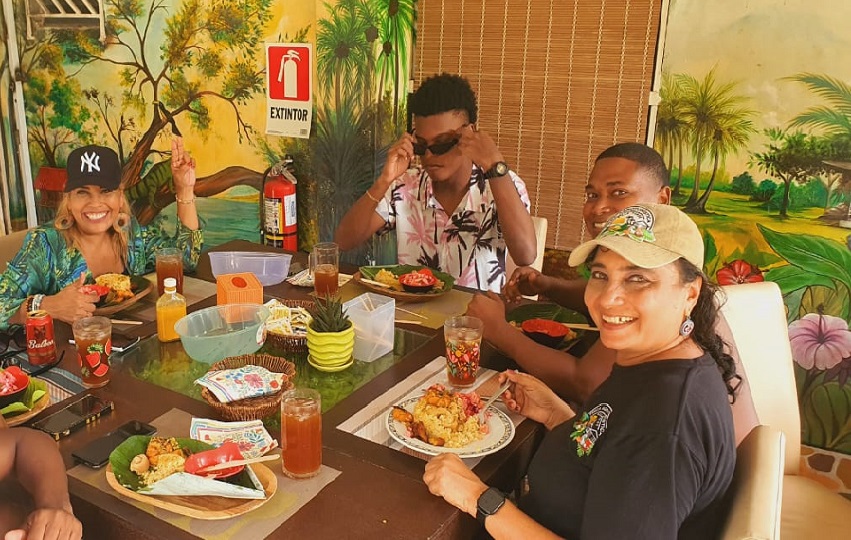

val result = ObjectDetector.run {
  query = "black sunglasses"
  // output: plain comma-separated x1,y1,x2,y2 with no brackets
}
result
0,326,26,355
412,138,460,156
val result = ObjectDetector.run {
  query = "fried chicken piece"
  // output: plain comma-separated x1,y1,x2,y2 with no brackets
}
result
391,406,413,423
145,436,184,467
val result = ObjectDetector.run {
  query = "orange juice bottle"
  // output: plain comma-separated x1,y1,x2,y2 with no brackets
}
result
156,277,186,342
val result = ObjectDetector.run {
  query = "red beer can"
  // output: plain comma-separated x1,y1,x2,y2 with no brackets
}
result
26,310,57,366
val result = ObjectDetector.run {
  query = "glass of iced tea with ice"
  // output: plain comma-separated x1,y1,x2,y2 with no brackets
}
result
72,316,112,388
444,316,484,388
310,242,339,297
281,388,322,479
156,247,184,296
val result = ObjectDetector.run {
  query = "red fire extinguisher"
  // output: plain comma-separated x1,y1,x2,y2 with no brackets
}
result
260,155,298,251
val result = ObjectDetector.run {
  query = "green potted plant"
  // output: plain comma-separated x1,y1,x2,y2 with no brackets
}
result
306,295,355,368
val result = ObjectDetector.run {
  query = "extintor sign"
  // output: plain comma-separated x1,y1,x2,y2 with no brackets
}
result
266,43,313,138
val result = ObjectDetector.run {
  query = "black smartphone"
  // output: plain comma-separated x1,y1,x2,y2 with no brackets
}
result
31,394,114,441
72,420,156,468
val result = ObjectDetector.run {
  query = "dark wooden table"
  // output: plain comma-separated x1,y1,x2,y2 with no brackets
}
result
38,240,542,539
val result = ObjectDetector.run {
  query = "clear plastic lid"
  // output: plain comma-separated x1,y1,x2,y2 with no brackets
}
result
164,277,177,289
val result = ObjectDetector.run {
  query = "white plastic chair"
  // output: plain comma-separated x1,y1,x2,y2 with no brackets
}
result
505,216,548,299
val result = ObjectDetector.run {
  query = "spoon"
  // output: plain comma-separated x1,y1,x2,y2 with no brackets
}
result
197,454,280,473
479,380,511,423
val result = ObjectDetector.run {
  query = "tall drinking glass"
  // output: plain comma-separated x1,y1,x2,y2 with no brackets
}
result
281,388,322,479
72,316,112,388
310,242,339,297
156,248,184,296
444,316,484,388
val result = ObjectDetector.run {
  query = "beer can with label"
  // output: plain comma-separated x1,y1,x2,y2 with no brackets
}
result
26,310,57,366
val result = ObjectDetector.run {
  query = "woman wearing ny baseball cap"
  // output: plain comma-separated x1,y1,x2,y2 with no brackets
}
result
424,204,737,540
0,138,202,327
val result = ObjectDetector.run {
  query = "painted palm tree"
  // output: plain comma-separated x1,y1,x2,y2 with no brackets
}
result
317,1,370,113
312,98,376,244
788,73,851,136
678,68,753,208
655,72,688,195
689,110,755,212
368,0,416,126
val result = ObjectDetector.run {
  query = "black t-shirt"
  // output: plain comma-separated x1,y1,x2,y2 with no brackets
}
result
521,354,735,539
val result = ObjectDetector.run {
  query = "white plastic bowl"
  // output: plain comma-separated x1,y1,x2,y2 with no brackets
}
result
174,304,271,364
208,251,292,286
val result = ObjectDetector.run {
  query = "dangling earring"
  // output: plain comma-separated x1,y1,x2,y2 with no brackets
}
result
679,315,694,337
114,212,131,232
55,214,75,230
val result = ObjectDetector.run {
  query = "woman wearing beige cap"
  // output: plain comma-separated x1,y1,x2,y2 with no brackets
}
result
424,204,737,540
0,138,202,327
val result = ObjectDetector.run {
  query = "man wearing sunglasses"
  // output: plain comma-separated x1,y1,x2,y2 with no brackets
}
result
335,73,536,292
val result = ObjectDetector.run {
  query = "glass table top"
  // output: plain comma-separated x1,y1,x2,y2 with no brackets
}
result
121,327,432,414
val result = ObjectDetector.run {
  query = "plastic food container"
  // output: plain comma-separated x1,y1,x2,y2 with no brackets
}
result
174,304,271,364
208,252,292,287
343,293,395,362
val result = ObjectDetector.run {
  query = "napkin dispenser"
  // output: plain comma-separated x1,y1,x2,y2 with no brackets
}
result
343,293,394,362
217,272,263,306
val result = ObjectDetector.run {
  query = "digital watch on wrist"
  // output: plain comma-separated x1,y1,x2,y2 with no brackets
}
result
476,487,506,525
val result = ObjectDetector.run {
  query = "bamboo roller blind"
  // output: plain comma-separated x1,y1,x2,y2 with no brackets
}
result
414,0,662,250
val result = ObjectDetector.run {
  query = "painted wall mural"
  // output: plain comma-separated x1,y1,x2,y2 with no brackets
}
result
5,0,413,260
659,0,851,492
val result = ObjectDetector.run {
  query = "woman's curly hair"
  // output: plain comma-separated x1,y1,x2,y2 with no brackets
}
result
677,259,741,402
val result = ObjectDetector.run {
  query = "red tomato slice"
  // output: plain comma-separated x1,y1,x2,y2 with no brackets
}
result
80,284,110,297
520,318,569,338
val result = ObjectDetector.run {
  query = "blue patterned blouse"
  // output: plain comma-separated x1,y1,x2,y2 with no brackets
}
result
0,217,203,329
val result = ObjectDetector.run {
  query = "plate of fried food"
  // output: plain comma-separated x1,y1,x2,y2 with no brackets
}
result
91,274,153,316
355,265,455,302
106,435,277,519
385,384,515,458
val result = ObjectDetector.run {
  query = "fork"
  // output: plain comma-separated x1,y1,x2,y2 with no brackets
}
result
479,380,511,423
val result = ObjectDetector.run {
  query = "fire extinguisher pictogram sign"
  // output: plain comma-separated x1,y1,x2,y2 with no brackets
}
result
266,43,313,139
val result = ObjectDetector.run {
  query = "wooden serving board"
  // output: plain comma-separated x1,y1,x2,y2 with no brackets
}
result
3,393,50,427
105,463,278,520
352,271,451,303
94,276,154,316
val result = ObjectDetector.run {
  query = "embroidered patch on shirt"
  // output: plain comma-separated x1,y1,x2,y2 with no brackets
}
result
599,206,656,244
570,402,612,457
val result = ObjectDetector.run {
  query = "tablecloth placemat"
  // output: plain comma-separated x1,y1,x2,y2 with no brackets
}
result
119,276,218,322
338,282,474,330
68,408,341,540
336,357,525,466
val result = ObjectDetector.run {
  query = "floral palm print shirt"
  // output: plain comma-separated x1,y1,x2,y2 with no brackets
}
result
375,165,531,292
0,217,203,329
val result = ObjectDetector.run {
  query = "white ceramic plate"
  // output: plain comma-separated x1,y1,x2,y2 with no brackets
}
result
385,396,515,458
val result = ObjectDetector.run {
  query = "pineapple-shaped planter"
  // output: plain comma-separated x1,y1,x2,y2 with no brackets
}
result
306,295,355,369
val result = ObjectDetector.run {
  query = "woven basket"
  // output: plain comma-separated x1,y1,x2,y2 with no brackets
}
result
200,353,296,421
265,299,315,353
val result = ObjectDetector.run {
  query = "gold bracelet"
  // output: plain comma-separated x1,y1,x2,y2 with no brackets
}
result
175,194,196,205
365,190,381,204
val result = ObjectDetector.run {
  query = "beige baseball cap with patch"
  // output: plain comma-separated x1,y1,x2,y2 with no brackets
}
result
568,203,704,269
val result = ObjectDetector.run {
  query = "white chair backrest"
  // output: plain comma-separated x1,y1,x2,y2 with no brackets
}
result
0,229,28,270
505,215,547,281
719,281,801,474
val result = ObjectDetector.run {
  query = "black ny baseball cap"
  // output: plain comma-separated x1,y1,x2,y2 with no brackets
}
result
65,145,122,192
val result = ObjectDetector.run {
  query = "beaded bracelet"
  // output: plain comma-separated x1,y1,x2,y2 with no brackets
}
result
175,194,196,205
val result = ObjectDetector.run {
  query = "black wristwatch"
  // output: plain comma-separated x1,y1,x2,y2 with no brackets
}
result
483,161,509,179
476,487,506,525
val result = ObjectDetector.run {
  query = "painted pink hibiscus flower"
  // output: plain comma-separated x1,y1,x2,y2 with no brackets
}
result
788,313,851,370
